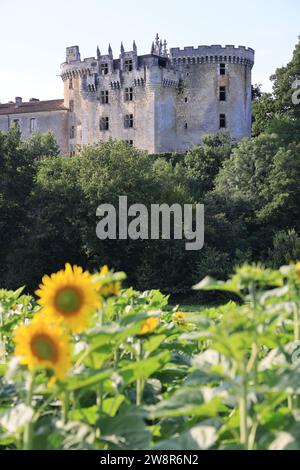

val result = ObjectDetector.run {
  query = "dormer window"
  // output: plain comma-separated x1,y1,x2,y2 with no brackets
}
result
100,63,109,75
124,59,133,72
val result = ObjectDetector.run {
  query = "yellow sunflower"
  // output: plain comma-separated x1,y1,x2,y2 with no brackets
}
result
14,316,71,386
175,311,186,320
35,263,101,333
140,317,159,335
174,311,187,325
93,265,121,298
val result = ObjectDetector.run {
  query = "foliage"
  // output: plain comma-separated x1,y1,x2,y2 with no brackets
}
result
252,37,300,141
1,262,300,450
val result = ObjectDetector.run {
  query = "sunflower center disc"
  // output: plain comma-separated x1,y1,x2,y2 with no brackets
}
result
55,288,81,314
31,335,57,361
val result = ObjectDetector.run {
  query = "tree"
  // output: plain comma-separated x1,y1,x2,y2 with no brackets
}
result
77,140,196,293
252,37,300,141
180,133,234,199
0,127,36,286
0,129,62,289
258,142,300,233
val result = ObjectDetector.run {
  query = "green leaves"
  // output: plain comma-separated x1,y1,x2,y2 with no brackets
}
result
118,351,171,386
1,262,300,450
193,275,242,298
152,424,218,450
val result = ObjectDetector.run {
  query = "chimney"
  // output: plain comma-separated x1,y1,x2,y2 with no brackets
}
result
15,97,22,106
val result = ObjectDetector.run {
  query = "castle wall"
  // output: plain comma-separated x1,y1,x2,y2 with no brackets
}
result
60,41,255,154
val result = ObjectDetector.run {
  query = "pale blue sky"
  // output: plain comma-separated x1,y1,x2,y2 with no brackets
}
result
0,0,299,103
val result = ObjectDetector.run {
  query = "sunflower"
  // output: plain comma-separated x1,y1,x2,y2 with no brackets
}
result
35,263,101,333
140,317,159,335
93,265,121,298
14,316,71,386
174,311,187,325
175,311,186,320
175,312,186,320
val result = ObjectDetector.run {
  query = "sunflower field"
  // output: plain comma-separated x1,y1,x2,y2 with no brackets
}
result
1,262,300,450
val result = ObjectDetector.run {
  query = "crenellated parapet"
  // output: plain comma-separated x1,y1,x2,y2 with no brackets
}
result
61,56,99,81
170,44,254,67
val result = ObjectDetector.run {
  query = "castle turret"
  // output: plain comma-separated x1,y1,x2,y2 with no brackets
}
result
119,41,138,72
66,46,81,63
97,45,101,60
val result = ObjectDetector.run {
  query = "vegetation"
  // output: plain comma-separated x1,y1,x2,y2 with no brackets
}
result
0,38,299,451
1,262,300,450
0,38,299,297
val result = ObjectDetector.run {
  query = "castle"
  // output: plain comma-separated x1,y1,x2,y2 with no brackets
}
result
0,35,255,155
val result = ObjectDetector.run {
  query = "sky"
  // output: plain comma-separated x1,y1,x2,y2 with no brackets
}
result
0,0,299,103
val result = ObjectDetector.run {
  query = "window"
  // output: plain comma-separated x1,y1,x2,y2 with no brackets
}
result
219,86,226,101
184,122,188,130
101,90,109,104
100,63,109,75
124,87,133,101
70,126,75,139
220,63,226,75
219,114,226,128
126,140,133,146
30,118,36,133
124,59,133,72
185,97,188,103
124,114,134,128
100,117,109,131
69,100,74,112
69,78,73,89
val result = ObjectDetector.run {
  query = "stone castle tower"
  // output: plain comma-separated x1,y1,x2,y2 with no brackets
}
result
61,35,254,154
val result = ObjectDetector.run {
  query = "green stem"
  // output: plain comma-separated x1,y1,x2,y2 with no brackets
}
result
239,367,249,450
249,283,259,386
114,347,119,369
293,302,300,342
136,340,144,406
62,391,69,425
23,372,35,450
97,382,103,416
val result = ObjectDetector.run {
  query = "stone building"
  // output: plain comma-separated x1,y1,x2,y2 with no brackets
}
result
0,35,254,155
0,98,69,154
